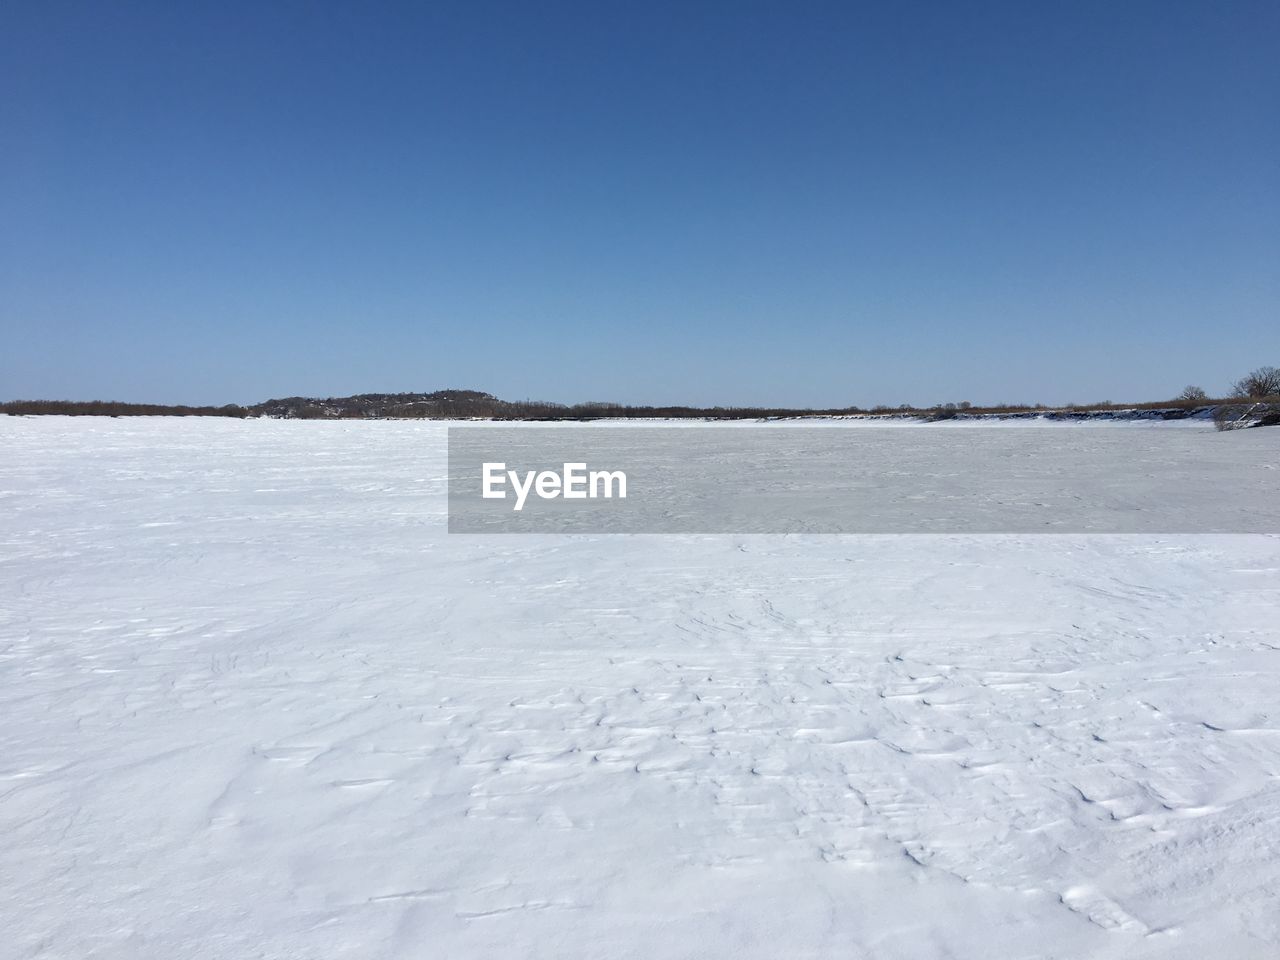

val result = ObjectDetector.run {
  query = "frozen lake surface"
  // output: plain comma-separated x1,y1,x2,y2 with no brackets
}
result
2,417,1279,959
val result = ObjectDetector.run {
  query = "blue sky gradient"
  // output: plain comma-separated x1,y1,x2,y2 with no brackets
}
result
2,1,1277,407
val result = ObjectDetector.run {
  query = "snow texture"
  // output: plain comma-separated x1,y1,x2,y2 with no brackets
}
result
2,417,1278,959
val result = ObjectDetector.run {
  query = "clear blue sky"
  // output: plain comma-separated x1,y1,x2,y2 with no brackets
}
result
2,1,1276,408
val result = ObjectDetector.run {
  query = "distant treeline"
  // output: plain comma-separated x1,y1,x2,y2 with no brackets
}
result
1,400,249,417
500,398,1230,420
8,367,1276,420
247,391,1237,421
0,391,1266,422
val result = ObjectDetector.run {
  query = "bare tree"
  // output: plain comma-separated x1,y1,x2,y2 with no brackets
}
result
1231,366,1280,399
1177,385,1208,401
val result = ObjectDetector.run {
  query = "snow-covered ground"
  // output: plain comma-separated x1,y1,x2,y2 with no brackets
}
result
2,417,1278,959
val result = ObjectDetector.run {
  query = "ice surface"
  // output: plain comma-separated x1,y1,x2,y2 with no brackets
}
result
2,417,1278,959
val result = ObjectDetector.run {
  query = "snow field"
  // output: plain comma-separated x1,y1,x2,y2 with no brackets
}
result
1,417,1278,958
